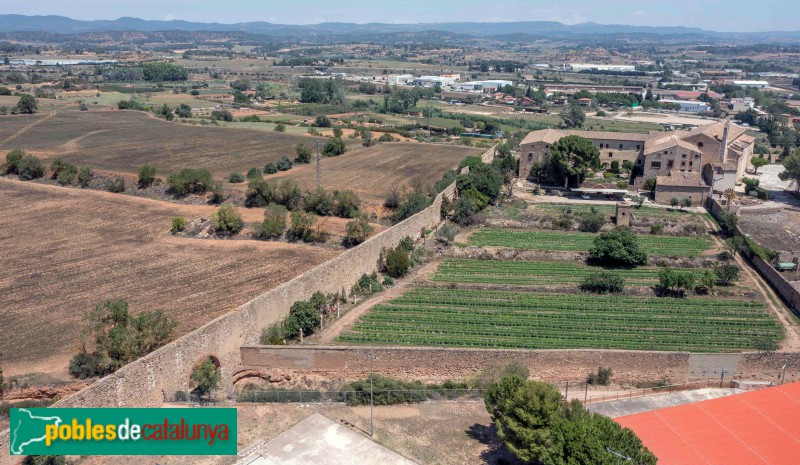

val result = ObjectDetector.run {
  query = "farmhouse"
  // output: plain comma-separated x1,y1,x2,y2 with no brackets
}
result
519,119,754,203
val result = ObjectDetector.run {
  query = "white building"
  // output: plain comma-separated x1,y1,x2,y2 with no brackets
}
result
660,99,710,113
729,97,755,113
569,63,636,72
733,80,769,89
412,76,457,87
388,74,414,86
452,80,514,93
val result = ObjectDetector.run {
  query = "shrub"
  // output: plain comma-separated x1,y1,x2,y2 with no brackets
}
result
246,167,262,180
322,137,347,157
263,162,278,174
3,148,25,174
314,115,332,127
643,178,656,192
191,358,221,396
588,228,648,267
211,109,233,121
351,272,384,296
397,236,415,253
212,205,243,234
452,197,478,226
384,186,402,209
304,188,335,215
340,375,428,406
56,163,77,185
171,216,186,234
274,178,303,210
106,176,125,193
650,223,664,235
174,390,189,402
385,248,411,278
287,210,317,242
345,215,373,246
616,180,629,189
436,223,457,244
716,211,738,237
715,264,739,285
392,190,431,223
586,366,613,385
579,213,605,233
284,301,320,338
68,351,108,379
137,164,157,188
295,144,312,164
274,122,286,132
167,168,213,196
260,323,286,345
77,165,92,187
681,197,693,208
255,204,287,240
16,155,45,180
658,267,696,297
552,217,573,230
276,155,293,171
228,172,245,183
580,272,625,294
209,181,224,204
333,190,361,218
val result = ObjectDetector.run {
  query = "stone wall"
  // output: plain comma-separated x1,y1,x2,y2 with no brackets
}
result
749,254,800,317
42,181,458,410
239,345,800,386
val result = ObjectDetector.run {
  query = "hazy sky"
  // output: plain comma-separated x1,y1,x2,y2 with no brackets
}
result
1,0,797,32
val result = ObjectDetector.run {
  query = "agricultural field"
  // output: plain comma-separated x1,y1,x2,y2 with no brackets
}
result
432,259,714,287
0,110,335,177
467,229,711,257
0,178,339,378
339,288,780,352
263,142,483,207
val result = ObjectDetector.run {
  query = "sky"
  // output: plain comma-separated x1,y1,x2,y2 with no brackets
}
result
0,0,798,32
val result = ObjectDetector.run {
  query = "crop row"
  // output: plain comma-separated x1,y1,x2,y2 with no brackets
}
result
467,229,711,256
534,203,703,222
432,259,710,286
338,288,780,352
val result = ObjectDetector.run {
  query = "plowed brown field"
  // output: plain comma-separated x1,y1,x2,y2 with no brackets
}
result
0,178,339,378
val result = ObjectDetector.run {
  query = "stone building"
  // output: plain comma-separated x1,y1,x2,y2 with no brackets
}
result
654,172,710,205
518,120,754,204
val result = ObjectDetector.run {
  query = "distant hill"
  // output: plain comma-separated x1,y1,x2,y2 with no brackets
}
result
1,14,799,42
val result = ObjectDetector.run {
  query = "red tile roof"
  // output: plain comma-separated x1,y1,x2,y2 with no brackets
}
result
616,382,800,465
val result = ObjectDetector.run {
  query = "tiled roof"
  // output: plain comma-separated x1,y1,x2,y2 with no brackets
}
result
656,171,708,188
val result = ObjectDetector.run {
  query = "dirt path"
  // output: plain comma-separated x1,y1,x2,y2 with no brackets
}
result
699,214,800,350
314,260,442,344
0,111,56,148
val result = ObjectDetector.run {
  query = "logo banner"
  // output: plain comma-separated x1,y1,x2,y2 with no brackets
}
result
9,408,237,456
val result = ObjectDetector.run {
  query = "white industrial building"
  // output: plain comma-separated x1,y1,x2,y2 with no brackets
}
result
412,75,457,87
569,63,636,72
733,80,769,89
660,99,710,113
388,74,414,86
453,80,514,93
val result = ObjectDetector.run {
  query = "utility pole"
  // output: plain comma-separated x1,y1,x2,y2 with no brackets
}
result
720,368,727,388
315,140,322,190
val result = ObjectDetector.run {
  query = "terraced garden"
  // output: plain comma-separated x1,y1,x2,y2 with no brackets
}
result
533,203,708,223
467,229,711,257
431,259,715,287
338,288,780,352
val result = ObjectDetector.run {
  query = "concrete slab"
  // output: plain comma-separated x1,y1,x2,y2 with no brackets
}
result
588,388,743,418
236,413,418,465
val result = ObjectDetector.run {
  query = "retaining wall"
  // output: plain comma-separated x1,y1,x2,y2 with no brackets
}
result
239,345,800,386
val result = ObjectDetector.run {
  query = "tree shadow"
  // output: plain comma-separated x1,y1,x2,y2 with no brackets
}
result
466,423,523,465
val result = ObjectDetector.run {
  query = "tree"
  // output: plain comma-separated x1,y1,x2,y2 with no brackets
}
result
681,197,693,209
16,94,37,114
717,210,739,237
322,137,347,157
211,109,233,122
715,263,740,285
643,178,656,192
175,103,192,118
295,143,312,164
167,168,213,196
212,205,243,234
275,122,286,132
138,164,157,188
228,172,245,183
284,301,320,338
658,267,695,297
484,376,657,465
191,358,220,398
255,204,287,240
276,155,293,171
345,215,373,246
751,156,770,174
588,228,648,267
579,213,605,233
247,167,262,180
546,135,600,187
561,101,585,129
670,196,680,208
16,154,45,180
333,190,361,218
142,62,188,81
386,248,411,278
333,127,343,138
263,162,278,174
779,152,800,192
77,165,92,187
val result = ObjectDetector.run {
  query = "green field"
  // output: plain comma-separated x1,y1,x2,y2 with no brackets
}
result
467,229,711,257
338,288,780,352
432,259,714,287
